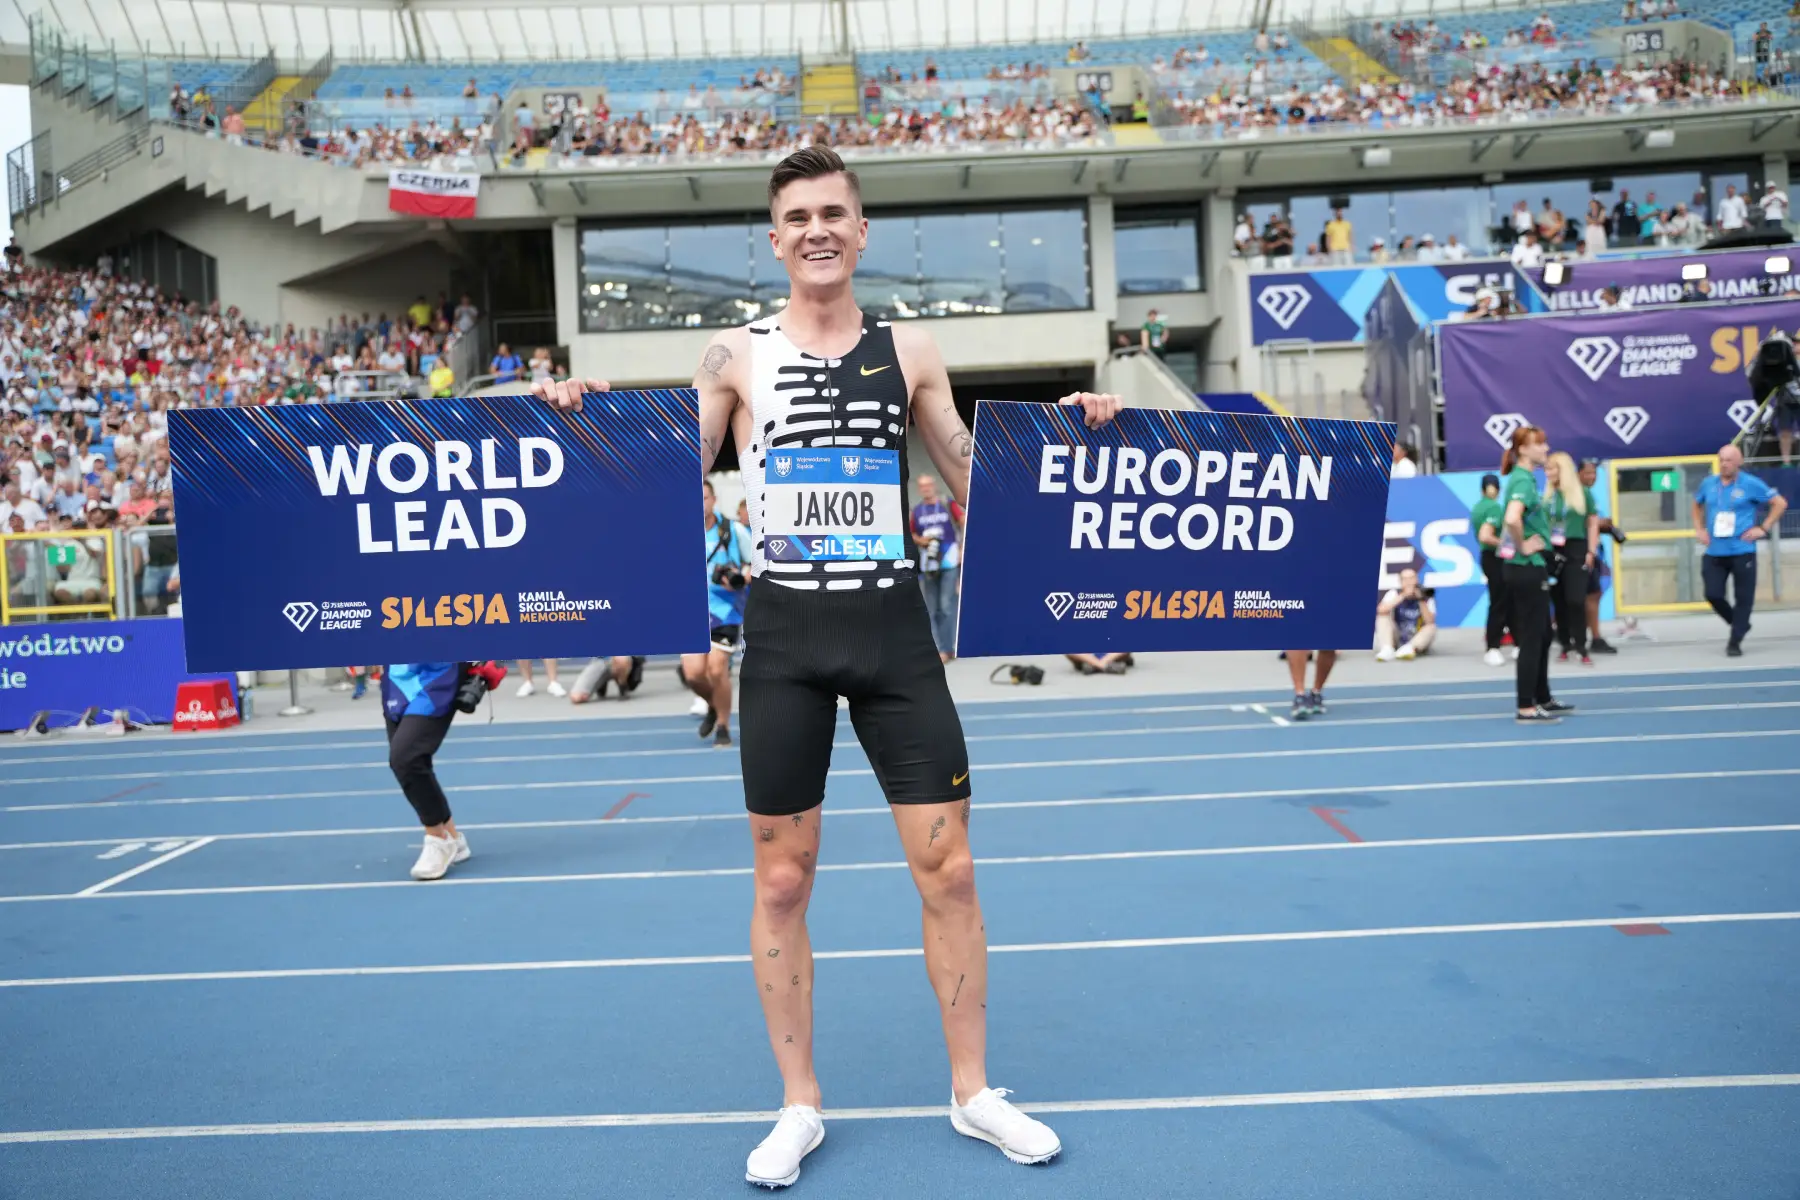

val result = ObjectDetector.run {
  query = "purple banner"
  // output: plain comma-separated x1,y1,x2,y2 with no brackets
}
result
1439,299,1795,469
1528,246,1800,313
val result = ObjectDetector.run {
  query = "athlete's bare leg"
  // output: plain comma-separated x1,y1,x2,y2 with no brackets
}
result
1312,649,1338,691
893,798,988,1104
749,806,824,1107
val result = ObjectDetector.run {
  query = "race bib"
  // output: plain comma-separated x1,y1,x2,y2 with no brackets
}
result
763,448,905,562
1713,509,1737,539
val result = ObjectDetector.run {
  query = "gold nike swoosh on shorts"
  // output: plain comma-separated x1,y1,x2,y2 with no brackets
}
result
860,364,891,376
953,771,969,786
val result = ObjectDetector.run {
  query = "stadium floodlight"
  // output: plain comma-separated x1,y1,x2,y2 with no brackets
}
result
1767,256,1792,275
1359,146,1392,168
1681,263,1707,282
1542,262,1567,287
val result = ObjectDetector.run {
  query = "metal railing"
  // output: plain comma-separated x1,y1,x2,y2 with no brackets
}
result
6,130,49,218
333,369,417,401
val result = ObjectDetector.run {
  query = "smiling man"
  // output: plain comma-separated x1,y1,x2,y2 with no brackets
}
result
537,144,1119,1187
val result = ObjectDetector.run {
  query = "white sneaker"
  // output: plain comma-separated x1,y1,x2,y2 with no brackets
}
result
547,680,567,698
950,1088,1061,1165
688,696,710,716
450,833,471,865
1395,644,1416,661
1375,647,1396,662
745,1105,824,1188
1484,648,1505,667
409,834,460,881
516,680,535,698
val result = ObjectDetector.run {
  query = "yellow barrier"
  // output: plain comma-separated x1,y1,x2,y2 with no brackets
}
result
1606,454,1718,614
0,529,118,624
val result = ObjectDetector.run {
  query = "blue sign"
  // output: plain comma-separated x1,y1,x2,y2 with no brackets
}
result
1382,471,1615,631
169,391,706,672
0,618,233,730
956,402,1396,656
1249,262,1549,345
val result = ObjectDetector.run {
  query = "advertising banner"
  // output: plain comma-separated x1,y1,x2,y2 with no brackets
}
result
1362,275,1439,463
1526,245,1800,313
1248,261,1547,345
1438,300,1792,469
0,618,233,730
956,401,1395,656
170,391,706,671
1381,471,1614,631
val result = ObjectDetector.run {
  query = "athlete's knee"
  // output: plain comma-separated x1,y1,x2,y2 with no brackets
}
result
916,844,977,909
754,855,814,919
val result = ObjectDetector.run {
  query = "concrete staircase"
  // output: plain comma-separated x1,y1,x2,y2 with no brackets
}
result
1305,36,1398,85
243,74,300,134
801,61,859,119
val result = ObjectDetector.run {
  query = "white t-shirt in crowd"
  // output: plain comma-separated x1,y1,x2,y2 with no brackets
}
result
1761,189,1789,222
1510,240,1545,268
1718,193,1749,230
1390,457,1419,478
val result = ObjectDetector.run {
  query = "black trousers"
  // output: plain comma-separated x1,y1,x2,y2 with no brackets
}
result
1552,538,1589,655
1702,552,1757,645
1504,562,1554,711
1480,550,1511,651
387,710,456,827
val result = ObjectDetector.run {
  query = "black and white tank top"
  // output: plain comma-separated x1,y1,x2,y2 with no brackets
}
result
742,316,915,592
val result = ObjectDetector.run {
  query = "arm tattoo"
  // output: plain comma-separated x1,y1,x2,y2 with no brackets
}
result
951,430,973,459
928,815,946,845
700,434,720,463
700,344,731,379
758,825,774,842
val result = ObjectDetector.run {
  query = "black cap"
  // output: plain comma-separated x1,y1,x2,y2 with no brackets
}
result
1480,473,1500,491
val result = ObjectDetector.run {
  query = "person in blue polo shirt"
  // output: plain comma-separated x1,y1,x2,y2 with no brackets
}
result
383,661,470,880
1694,444,1788,656
683,479,753,746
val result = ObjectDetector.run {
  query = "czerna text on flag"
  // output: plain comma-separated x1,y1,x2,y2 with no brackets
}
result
1036,445,1333,552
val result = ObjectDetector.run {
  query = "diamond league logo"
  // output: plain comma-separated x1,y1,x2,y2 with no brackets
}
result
1483,413,1530,448
772,455,792,478
1565,336,1622,382
1255,283,1312,331
767,538,790,557
1044,591,1075,620
282,601,318,632
1728,399,1761,431
1604,406,1651,445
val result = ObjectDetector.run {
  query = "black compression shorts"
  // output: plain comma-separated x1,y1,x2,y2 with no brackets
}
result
739,579,972,817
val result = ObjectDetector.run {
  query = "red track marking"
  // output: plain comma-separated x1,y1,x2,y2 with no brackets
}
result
91,782,161,805
1309,806,1363,843
602,792,647,821
1614,923,1672,936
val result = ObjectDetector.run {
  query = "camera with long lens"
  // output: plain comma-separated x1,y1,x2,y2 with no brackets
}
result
1749,333,1800,414
455,661,508,713
711,562,748,590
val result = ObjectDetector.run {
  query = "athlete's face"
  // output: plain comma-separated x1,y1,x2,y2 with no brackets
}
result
769,174,867,291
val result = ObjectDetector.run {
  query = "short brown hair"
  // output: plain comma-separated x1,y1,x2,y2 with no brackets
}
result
767,145,861,213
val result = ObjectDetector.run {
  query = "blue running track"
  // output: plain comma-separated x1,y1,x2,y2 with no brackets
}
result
1,665,1798,1198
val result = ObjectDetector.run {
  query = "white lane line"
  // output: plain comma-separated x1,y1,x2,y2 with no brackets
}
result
1271,716,1291,727
5,698,1795,788
2,675,1794,773
4,1073,1796,1143
93,842,145,860
146,840,186,852
72,839,213,897
8,727,1793,814
5,910,1798,988
6,766,1800,851
2,823,1794,905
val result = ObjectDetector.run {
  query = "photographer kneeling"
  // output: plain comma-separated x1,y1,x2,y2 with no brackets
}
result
1374,568,1436,661
385,660,506,880
684,480,752,747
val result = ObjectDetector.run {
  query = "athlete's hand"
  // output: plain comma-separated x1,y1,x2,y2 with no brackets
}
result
1059,391,1123,429
531,377,609,413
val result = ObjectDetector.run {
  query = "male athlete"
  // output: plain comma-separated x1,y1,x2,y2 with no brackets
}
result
536,144,1120,1187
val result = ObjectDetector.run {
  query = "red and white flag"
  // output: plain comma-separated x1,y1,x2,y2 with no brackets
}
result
387,169,480,219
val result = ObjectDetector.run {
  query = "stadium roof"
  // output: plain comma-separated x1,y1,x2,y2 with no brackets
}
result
7,0,1362,63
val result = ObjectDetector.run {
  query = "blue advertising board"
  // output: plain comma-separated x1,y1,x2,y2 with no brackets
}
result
1382,471,1614,631
956,402,1395,656
169,391,706,672
1248,261,1548,345
0,618,234,730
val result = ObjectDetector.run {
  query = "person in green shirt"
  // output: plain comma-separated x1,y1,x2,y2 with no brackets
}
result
1471,472,1511,666
1499,425,1573,724
1140,309,1168,358
1544,451,1600,665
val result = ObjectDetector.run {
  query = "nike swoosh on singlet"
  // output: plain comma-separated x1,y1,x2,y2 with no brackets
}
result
860,365,891,376
953,771,969,785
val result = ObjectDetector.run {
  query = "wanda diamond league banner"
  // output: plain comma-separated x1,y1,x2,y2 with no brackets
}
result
1438,299,1791,469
